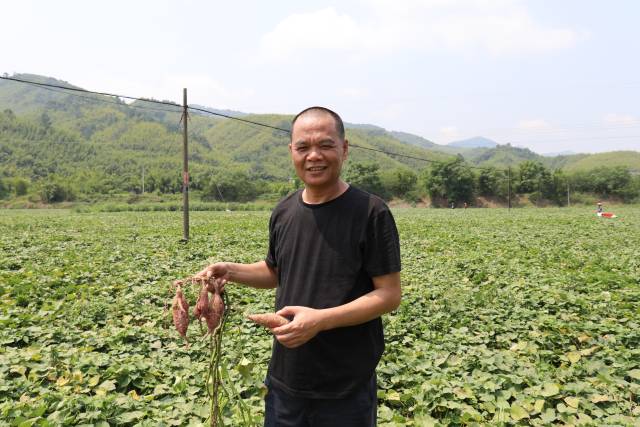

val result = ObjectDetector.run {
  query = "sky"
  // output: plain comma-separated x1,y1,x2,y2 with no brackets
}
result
1,0,639,155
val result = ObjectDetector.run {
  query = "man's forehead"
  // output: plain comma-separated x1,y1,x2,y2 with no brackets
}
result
294,110,335,126
292,112,339,135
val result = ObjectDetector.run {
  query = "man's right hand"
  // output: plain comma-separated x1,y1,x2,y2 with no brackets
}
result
193,260,278,290
194,262,229,290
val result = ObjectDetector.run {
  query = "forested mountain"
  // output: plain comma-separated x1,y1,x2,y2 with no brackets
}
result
0,74,458,202
448,136,498,148
1,73,638,205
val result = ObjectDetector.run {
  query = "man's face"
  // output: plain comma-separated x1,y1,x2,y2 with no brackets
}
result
289,113,348,191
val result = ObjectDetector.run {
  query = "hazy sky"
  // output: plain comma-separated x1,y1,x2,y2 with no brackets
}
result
2,0,639,154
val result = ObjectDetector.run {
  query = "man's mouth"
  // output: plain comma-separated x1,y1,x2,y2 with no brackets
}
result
307,166,327,172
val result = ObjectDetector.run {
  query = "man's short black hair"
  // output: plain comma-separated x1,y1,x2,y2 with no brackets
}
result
291,106,345,141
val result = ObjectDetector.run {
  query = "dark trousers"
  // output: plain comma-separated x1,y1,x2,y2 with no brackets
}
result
264,375,377,427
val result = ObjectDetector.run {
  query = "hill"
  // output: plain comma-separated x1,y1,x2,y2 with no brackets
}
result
1,73,639,205
560,151,640,173
448,136,498,149
0,74,459,193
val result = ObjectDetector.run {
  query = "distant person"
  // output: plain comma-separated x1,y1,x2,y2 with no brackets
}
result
597,202,603,213
194,106,401,426
463,202,468,210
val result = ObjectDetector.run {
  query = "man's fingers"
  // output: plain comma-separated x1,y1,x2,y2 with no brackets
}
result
275,333,303,348
276,305,302,317
272,324,290,335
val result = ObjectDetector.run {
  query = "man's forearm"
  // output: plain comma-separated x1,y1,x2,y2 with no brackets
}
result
226,261,278,289
319,274,401,331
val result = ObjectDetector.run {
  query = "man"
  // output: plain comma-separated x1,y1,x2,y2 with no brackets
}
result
196,106,401,426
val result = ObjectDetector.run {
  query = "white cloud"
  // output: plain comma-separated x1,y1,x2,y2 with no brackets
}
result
260,8,366,59
603,113,639,126
517,119,552,130
339,87,370,99
260,1,582,60
440,126,460,142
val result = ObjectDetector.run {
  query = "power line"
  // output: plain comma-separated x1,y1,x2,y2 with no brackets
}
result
0,75,521,172
0,75,180,108
23,83,184,115
187,106,291,133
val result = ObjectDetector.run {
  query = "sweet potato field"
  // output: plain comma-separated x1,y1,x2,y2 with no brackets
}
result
1,207,639,426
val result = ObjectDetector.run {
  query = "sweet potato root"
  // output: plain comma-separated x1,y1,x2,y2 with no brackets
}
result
172,286,189,341
247,313,289,329
193,284,209,320
204,292,225,333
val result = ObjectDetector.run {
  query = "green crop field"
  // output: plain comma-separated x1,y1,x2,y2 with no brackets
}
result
1,207,639,426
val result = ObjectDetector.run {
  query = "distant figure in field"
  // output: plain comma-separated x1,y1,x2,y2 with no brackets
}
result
596,202,603,213
463,202,468,210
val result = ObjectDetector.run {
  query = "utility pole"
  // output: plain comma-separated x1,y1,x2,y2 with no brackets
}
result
141,165,145,194
182,88,189,241
508,167,512,212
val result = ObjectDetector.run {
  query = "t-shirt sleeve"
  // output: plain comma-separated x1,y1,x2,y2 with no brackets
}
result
364,207,401,277
265,212,277,269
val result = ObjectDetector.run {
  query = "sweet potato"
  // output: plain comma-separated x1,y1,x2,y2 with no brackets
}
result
247,313,289,329
204,292,225,333
206,277,224,295
172,286,189,340
193,284,209,320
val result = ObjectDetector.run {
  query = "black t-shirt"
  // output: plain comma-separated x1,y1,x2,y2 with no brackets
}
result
265,186,401,399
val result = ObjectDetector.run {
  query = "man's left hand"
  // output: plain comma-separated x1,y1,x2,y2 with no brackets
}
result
271,306,326,348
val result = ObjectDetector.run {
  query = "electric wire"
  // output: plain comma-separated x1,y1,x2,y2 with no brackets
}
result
0,75,180,108
3,75,632,175
23,83,184,115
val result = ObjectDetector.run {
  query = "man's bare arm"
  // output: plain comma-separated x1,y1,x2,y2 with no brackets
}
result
195,261,278,289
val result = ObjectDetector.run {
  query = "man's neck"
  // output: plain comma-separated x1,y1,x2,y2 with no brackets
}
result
302,180,349,204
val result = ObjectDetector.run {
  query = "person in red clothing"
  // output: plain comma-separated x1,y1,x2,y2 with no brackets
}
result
195,107,402,426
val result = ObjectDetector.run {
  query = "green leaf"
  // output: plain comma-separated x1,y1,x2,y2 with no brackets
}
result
533,399,545,413
118,411,145,423
510,404,529,421
386,390,401,403
564,396,580,409
87,375,101,387
540,408,556,423
628,369,640,380
566,351,581,364
98,380,116,391
590,394,610,403
540,383,560,397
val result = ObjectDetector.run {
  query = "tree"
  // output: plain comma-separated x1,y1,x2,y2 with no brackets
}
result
477,167,504,197
381,168,418,199
39,177,75,203
425,158,475,205
516,161,549,193
201,169,258,202
39,112,52,130
13,178,29,196
343,162,389,199
0,178,8,199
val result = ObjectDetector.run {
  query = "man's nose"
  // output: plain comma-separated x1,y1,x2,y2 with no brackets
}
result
307,147,322,160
